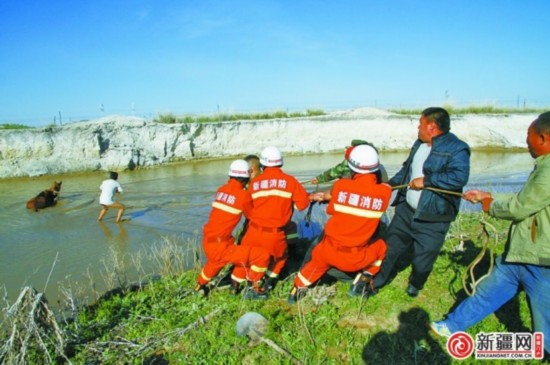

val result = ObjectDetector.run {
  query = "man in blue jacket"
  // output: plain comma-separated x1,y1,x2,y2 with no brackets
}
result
373,107,470,297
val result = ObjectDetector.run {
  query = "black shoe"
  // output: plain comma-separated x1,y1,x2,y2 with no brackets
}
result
229,279,242,295
347,272,376,298
287,286,307,304
261,277,278,292
194,283,210,297
347,282,363,297
347,283,378,298
406,284,419,297
243,285,268,300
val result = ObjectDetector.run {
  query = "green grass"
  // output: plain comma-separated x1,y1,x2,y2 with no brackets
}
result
153,109,326,124
0,123,33,130
389,105,547,115
0,212,544,364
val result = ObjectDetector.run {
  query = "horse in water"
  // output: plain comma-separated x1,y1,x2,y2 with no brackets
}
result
26,181,62,211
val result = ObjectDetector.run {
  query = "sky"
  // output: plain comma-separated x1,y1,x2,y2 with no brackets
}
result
1,0,549,126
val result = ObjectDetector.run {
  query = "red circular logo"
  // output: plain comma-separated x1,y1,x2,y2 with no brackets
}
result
446,331,474,359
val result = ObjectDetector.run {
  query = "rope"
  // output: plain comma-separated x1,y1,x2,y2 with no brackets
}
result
392,183,498,295
304,202,315,227
461,217,498,296
391,184,464,197
304,184,319,226
392,184,408,190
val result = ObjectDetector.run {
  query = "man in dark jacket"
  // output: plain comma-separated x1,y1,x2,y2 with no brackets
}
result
373,107,470,297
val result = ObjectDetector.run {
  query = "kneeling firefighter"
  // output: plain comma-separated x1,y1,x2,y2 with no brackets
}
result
289,145,392,303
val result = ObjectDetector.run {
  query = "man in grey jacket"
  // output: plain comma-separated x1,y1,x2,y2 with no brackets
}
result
431,111,550,357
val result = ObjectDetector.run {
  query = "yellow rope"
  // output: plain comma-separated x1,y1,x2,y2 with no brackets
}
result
391,184,498,295
392,184,409,190
462,217,498,296
391,184,464,197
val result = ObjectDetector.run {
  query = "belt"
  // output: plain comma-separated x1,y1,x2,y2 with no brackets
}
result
249,222,285,233
327,238,363,253
205,235,233,243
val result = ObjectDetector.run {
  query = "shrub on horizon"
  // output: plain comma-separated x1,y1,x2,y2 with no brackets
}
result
0,123,33,130
389,105,546,115
152,109,327,124
153,113,177,124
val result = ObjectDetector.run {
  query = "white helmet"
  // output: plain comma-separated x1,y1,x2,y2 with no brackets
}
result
347,144,380,174
228,159,250,178
260,146,283,167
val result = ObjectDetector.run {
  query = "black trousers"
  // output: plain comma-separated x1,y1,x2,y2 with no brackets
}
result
373,202,451,290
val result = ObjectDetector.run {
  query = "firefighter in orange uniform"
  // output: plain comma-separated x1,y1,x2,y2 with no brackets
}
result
232,146,310,299
194,159,271,298
288,144,392,303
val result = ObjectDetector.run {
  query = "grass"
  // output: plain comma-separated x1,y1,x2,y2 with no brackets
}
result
389,105,547,116
0,212,544,364
0,123,33,130
4,106,545,129
153,109,326,124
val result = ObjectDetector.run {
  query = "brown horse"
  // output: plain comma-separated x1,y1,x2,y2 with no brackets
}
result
26,181,62,211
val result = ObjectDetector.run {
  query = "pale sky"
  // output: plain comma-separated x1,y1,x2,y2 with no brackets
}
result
1,0,549,126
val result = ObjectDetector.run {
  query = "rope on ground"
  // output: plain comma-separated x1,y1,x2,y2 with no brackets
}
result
133,307,222,355
462,217,498,296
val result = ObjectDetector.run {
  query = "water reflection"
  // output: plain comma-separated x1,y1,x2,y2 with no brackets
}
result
98,221,129,246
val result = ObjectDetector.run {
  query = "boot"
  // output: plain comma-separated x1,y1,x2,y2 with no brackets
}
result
243,282,268,300
287,286,307,304
229,279,242,295
194,283,210,297
405,283,419,297
347,272,376,298
261,277,278,292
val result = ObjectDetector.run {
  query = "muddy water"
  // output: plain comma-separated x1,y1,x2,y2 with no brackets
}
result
0,151,532,304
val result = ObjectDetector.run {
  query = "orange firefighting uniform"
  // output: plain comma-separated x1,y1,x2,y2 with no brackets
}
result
198,178,270,286
232,167,310,282
294,173,392,287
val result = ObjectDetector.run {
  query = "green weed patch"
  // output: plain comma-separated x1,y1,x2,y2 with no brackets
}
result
0,123,33,130
390,105,545,116
153,109,326,124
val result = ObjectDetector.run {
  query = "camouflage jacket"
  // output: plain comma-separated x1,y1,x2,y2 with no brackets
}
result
315,160,351,183
315,160,389,183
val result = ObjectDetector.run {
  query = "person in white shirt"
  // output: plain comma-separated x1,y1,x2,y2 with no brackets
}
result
97,171,125,223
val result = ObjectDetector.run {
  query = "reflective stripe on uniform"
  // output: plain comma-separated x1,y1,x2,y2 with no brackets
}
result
211,201,242,215
333,203,384,218
265,270,278,278
251,189,292,199
297,272,312,286
251,265,267,273
372,260,383,267
231,274,246,283
200,270,212,282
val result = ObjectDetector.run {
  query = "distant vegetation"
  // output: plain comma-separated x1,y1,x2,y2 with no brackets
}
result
153,109,326,124
0,123,33,130
390,105,547,115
